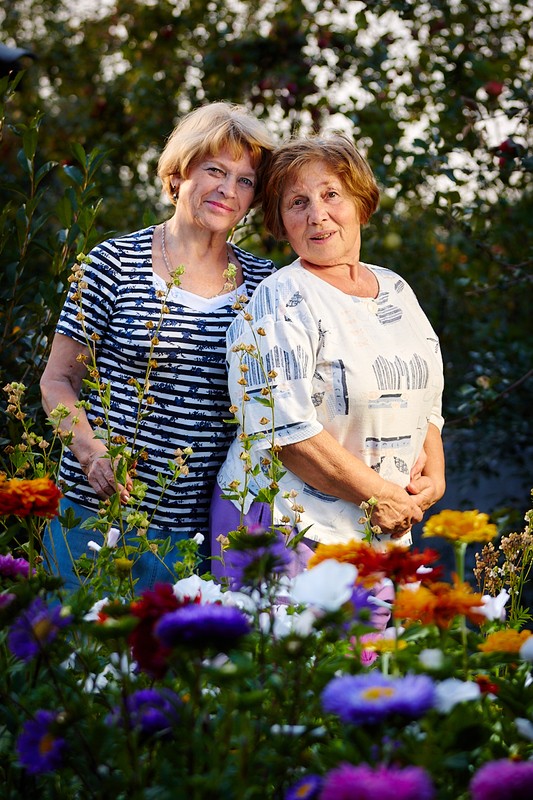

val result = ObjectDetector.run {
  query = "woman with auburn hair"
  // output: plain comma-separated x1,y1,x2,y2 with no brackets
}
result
41,102,275,591
212,133,445,581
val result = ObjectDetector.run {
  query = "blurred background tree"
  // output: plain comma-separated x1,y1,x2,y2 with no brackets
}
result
0,0,531,524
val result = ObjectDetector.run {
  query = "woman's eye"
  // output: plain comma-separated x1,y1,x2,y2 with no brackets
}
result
207,166,224,175
327,190,338,198
239,177,254,188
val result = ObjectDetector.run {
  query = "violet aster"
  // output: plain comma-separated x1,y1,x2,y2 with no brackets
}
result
17,710,67,775
320,762,435,800
321,673,435,725
470,759,533,799
155,603,250,649
285,773,322,799
8,597,72,662
108,688,181,739
0,552,32,579
225,536,293,589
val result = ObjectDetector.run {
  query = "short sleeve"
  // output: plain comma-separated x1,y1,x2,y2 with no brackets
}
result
226,277,323,450
55,240,122,345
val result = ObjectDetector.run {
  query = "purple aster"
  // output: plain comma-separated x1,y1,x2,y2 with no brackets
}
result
321,673,435,725
108,688,181,739
348,584,374,625
470,759,533,799
285,774,323,799
225,539,293,590
8,597,72,662
319,762,435,800
155,603,250,649
0,552,33,579
0,592,16,609
17,710,67,775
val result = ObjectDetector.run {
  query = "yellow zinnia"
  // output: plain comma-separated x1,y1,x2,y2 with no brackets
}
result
422,509,498,544
478,629,532,654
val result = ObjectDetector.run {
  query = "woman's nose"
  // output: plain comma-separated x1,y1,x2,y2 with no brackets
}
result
307,198,328,223
217,174,237,196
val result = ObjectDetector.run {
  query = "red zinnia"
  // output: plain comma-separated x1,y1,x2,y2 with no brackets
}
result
128,583,183,678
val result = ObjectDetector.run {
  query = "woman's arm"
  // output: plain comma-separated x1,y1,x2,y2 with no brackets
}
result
279,429,428,536
40,333,131,501
406,422,446,512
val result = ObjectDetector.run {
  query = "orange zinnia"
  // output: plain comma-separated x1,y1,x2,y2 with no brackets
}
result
423,509,498,544
478,629,532,654
0,476,62,519
309,540,441,586
393,579,486,629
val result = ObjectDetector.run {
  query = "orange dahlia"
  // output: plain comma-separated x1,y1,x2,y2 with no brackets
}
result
0,476,62,519
478,628,532,654
393,579,486,629
422,509,498,544
309,540,441,586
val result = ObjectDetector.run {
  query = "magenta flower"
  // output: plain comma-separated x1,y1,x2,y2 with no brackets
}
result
107,688,181,739
470,759,533,799
0,552,33,579
8,598,72,662
319,762,435,800
17,710,67,775
155,603,250,649
321,673,435,725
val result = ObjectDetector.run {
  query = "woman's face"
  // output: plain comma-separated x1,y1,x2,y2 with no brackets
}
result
280,160,361,267
172,147,256,233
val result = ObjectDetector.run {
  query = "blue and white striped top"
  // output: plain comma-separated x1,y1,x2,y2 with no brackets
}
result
55,225,274,535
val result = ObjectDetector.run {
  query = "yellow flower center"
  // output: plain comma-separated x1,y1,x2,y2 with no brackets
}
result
39,733,56,756
362,686,395,701
32,619,53,642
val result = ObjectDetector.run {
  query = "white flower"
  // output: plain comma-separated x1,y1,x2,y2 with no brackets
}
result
173,575,223,603
84,597,111,621
260,605,317,638
106,527,121,548
478,589,509,621
221,590,258,613
193,532,205,545
87,540,102,553
435,678,481,713
516,717,533,741
290,560,357,611
419,648,445,670
519,635,533,662
270,724,326,736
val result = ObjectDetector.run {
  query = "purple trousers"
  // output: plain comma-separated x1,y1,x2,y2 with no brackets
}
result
209,483,393,631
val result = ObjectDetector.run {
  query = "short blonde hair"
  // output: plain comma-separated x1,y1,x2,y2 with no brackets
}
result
157,102,275,207
262,134,380,239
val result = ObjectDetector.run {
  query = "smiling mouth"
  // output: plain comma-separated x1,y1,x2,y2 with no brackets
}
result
310,232,334,241
208,200,233,212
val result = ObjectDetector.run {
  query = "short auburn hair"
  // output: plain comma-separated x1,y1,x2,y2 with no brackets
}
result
262,133,380,240
157,102,274,208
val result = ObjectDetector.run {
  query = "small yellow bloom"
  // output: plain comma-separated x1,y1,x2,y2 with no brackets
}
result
423,509,498,544
478,629,532,654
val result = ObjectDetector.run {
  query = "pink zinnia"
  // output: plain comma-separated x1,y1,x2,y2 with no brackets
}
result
319,762,435,800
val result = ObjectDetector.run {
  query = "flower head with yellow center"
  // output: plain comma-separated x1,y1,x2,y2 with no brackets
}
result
423,509,498,544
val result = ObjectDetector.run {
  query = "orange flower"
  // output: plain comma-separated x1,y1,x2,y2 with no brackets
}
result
0,476,62,519
478,629,532,654
393,579,486,629
423,509,498,544
309,540,441,586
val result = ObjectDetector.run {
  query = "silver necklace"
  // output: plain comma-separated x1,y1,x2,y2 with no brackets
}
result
160,222,235,297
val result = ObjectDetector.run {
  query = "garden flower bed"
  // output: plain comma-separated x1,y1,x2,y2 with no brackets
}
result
1,468,533,799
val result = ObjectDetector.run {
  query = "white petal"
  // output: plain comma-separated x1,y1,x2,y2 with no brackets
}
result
435,678,481,713
290,559,357,611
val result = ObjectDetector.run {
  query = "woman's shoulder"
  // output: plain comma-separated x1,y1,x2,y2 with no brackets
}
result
91,226,155,257
364,262,416,295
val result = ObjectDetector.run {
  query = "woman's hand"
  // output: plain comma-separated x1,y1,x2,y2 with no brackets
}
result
372,481,425,537
81,443,132,503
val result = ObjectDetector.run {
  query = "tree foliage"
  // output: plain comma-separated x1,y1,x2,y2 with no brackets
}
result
0,0,531,512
